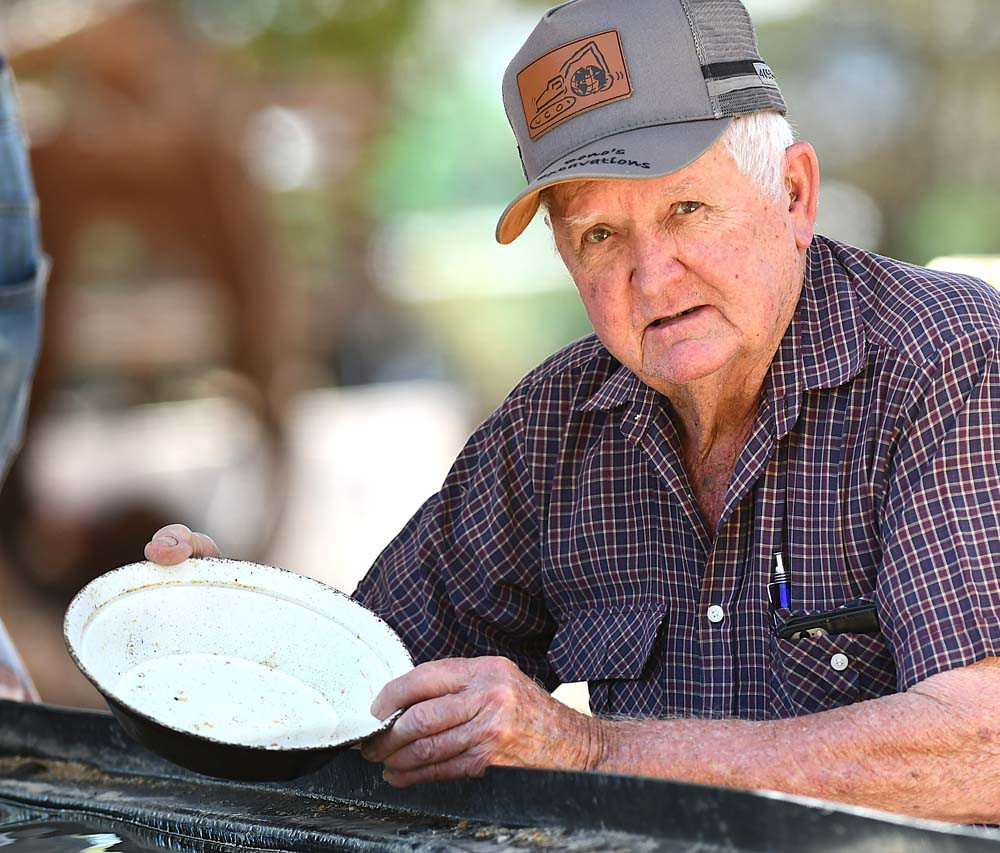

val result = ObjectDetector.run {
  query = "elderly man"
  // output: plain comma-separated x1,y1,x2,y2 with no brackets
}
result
147,0,1000,823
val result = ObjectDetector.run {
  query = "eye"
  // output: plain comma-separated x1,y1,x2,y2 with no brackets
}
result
583,225,614,244
675,201,703,215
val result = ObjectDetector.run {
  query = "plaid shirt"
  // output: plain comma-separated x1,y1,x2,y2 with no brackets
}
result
355,236,1000,720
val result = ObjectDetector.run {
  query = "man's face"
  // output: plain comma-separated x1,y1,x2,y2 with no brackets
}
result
547,141,809,397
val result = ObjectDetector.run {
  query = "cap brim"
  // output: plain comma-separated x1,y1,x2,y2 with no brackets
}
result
496,117,732,244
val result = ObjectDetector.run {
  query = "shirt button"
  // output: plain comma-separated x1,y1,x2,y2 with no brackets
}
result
830,653,849,672
706,605,725,624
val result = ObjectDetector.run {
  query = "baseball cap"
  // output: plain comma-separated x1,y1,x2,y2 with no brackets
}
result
496,0,786,244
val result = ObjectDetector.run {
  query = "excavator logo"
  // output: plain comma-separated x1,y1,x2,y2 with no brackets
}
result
518,31,631,140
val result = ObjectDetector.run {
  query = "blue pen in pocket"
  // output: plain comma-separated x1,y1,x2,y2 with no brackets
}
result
769,551,791,612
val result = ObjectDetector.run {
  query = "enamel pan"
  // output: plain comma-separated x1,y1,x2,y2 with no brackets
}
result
64,558,413,780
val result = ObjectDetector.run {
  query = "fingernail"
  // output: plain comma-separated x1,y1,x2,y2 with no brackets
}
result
155,535,179,548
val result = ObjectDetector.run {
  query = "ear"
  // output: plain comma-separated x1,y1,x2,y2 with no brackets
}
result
783,141,820,251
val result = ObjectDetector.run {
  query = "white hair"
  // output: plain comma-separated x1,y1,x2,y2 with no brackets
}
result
538,110,796,211
721,110,796,201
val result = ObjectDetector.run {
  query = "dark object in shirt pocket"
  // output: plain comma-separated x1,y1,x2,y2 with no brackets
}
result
770,627,897,718
776,602,879,639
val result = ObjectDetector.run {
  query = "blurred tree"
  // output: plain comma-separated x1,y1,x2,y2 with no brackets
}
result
754,0,1000,265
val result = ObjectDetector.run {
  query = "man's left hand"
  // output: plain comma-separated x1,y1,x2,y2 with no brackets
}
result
360,656,599,787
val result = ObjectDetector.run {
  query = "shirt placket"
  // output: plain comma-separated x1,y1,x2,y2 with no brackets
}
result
697,511,747,716
624,398,710,716
623,384,800,718
696,405,782,716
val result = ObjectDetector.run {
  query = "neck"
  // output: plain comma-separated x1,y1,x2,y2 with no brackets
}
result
664,375,765,534
667,371,764,456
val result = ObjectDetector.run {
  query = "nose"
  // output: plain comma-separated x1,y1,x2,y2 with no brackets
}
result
629,231,684,297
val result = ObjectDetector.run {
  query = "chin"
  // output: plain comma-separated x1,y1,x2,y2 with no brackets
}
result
641,347,733,389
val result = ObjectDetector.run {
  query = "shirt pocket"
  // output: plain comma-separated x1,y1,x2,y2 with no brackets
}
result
769,624,896,718
546,606,667,717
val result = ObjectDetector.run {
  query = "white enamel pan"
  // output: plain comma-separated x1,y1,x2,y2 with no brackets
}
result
64,558,412,780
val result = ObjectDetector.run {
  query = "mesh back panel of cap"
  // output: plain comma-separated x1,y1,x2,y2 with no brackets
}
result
682,0,761,64
680,0,786,117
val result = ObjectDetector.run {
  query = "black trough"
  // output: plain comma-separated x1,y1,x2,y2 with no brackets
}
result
0,700,998,852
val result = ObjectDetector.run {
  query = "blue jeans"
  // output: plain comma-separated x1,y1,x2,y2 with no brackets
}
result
0,58,46,487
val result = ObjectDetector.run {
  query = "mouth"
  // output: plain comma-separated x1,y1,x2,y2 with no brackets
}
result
649,306,704,328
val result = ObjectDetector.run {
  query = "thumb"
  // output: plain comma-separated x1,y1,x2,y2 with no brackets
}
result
144,523,221,566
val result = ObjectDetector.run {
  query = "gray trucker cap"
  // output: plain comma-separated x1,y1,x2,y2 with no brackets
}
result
496,0,786,244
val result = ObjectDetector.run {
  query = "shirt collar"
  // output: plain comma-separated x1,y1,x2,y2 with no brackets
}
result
789,237,867,393
578,361,643,413
577,237,867,423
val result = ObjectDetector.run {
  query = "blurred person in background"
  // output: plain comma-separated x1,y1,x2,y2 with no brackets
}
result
0,55,46,702
146,0,1000,822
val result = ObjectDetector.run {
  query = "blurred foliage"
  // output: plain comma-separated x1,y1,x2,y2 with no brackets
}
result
750,0,1000,266
411,291,591,407
176,0,420,75
902,183,1000,262
368,79,526,216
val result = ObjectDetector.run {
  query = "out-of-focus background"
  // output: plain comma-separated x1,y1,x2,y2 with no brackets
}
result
0,0,998,710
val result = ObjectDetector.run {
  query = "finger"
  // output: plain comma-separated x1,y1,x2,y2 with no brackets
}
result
371,658,476,720
362,692,476,762
144,524,221,566
144,524,198,565
382,750,491,788
380,719,482,772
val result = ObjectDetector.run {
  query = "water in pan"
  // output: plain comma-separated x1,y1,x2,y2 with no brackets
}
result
114,652,340,748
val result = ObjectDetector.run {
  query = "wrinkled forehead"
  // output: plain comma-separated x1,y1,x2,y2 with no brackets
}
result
542,180,600,214
544,174,703,222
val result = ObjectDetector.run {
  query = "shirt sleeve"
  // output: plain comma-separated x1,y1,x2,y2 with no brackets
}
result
878,328,1000,691
352,381,560,690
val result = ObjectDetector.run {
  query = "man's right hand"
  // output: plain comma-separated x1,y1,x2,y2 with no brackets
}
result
143,523,222,566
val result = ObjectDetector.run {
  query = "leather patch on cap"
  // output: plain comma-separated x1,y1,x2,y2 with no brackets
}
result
517,30,631,141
